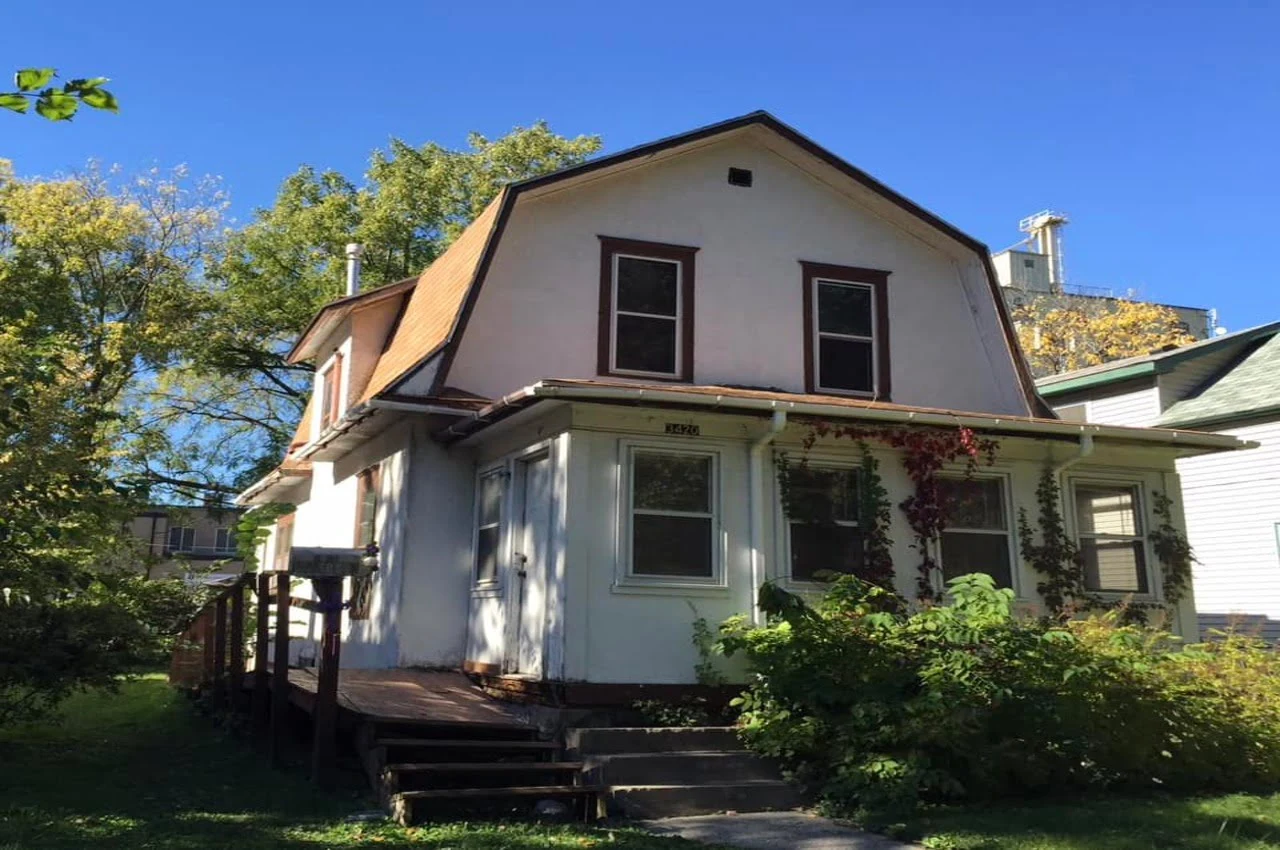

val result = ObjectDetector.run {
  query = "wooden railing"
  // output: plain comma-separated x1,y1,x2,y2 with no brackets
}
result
169,569,348,788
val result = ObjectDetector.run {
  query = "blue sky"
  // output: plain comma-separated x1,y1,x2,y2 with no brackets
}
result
4,0,1277,329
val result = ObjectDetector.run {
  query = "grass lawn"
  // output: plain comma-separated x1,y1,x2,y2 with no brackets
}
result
904,794,1280,849
0,675,709,850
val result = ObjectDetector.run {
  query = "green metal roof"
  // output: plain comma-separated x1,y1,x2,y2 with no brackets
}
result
1158,333,1280,428
1037,321,1280,398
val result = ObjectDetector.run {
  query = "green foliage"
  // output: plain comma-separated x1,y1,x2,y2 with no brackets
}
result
1018,465,1084,617
234,503,295,571
720,574,1280,821
1149,490,1195,607
3,68,118,120
632,698,713,728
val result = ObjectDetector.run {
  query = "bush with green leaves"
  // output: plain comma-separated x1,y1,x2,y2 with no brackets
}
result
719,574,1280,820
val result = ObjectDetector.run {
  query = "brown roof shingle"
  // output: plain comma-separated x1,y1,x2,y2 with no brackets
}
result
358,192,507,402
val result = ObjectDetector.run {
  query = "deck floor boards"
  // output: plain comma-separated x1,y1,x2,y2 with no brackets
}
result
282,668,531,728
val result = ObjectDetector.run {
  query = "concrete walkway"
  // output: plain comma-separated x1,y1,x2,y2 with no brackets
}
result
642,811,918,850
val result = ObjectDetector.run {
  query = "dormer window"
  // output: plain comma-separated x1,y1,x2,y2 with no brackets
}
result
598,236,697,382
319,352,343,431
801,261,891,398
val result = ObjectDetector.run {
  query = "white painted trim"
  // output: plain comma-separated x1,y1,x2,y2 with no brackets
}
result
609,252,683,379
812,276,878,398
613,438,727,592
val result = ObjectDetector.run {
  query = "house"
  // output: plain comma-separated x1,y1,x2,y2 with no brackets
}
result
1038,322,1280,638
238,111,1249,687
126,505,244,579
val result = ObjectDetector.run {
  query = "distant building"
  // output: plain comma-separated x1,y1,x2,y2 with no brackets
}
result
126,506,244,578
992,210,1214,340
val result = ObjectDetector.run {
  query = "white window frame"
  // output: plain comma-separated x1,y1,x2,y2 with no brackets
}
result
471,464,508,593
610,252,683,379
781,459,863,586
167,525,195,553
1068,476,1154,598
214,527,236,553
934,471,1019,596
314,348,345,436
813,277,878,397
616,440,724,592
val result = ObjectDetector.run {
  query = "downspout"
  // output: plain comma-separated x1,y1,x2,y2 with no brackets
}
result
748,410,788,625
1051,432,1094,477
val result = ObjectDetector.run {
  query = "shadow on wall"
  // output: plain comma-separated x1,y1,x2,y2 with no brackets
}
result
1199,612,1280,644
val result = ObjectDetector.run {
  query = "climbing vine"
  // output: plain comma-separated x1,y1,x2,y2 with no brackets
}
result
1148,491,1195,608
1017,466,1084,618
1019,468,1195,623
784,421,998,601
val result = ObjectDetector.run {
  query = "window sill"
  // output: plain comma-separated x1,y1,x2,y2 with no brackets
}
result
611,580,730,598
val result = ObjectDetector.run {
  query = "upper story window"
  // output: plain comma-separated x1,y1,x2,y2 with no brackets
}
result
167,525,195,553
319,352,343,432
214,527,237,554
598,236,698,382
784,464,863,583
801,261,891,398
1073,482,1149,594
938,476,1013,589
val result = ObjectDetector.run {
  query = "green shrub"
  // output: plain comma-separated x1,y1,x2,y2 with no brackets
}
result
719,574,1280,820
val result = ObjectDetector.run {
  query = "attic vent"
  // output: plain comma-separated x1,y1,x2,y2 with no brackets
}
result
727,167,753,187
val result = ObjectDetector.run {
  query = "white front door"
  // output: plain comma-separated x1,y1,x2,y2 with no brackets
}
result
506,451,551,676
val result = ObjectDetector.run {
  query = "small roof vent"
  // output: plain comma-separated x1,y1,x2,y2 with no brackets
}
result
727,167,753,187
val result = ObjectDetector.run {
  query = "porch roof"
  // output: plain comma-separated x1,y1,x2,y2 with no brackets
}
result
432,378,1256,454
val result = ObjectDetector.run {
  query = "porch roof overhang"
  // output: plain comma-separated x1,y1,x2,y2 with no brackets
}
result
430,379,1257,456
236,461,313,506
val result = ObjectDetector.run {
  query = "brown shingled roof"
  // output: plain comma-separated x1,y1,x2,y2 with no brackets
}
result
357,192,507,402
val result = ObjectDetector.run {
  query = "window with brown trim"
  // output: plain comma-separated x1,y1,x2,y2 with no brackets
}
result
351,466,379,620
801,261,890,398
598,236,697,381
319,352,343,431
273,512,295,572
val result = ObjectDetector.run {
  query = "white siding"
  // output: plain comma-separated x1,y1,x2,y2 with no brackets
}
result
448,136,1029,417
1057,386,1161,427
1177,420,1280,625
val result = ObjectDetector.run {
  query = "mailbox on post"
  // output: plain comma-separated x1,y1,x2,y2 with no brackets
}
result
287,546,378,579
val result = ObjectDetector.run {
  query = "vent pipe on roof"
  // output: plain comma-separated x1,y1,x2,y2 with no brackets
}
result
345,243,364,297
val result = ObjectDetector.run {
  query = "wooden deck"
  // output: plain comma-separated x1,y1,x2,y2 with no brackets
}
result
283,668,532,728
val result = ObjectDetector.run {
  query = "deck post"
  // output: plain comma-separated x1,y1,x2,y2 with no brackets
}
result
228,579,245,713
310,576,343,789
269,573,291,768
212,595,227,700
252,572,271,746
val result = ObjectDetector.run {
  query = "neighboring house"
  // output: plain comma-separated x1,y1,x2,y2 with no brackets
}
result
239,111,1247,684
126,506,244,578
1038,322,1280,638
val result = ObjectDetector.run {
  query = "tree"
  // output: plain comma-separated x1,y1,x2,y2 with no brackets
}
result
0,162,219,722
1012,295,1196,377
161,122,601,491
1,68,118,120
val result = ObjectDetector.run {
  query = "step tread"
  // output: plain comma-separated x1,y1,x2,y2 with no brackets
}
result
376,738,558,749
590,751,764,759
609,780,791,790
387,762,584,773
395,785,599,800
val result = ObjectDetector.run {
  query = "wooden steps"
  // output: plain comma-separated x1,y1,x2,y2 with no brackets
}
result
375,737,560,750
387,762,585,773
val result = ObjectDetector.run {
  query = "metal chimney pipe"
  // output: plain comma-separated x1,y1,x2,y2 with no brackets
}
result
345,243,364,297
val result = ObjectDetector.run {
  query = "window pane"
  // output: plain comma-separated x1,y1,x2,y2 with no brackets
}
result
634,453,711,512
939,477,1006,530
475,526,500,583
817,281,873,337
633,514,713,577
790,522,864,582
615,314,677,374
941,531,1012,588
1076,487,1138,536
479,474,503,526
1081,539,1148,593
617,256,679,316
359,478,378,547
818,337,873,393
785,467,858,524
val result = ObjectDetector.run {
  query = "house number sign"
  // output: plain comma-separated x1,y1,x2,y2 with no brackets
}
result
664,422,700,437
